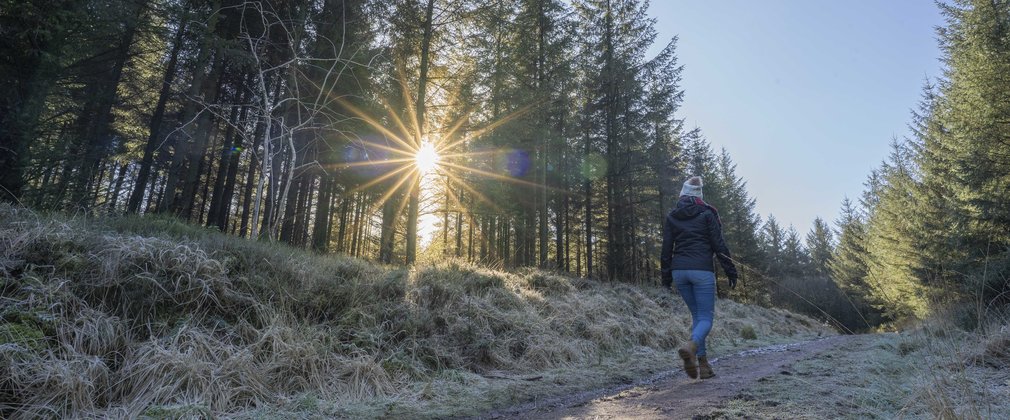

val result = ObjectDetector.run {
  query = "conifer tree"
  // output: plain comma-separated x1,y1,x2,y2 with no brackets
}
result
806,217,834,277
830,197,884,324
782,226,809,277
862,141,930,318
932,0,1010,300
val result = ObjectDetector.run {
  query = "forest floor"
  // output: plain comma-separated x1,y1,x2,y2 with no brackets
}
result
476,331,1010,419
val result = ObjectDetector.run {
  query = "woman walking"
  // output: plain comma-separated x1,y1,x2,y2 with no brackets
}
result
660,176,739,379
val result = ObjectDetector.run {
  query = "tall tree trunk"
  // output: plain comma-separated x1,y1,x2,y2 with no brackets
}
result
576,224,582,276
178,58,229,218
239,127,263,238
442,176,450,256
215,115,246,232
145,167,161,212
537,0,549,269
108,162,129,211
351,193,364,256
486,216,494,262
325,185,339,246
503,219,511,267
601,0,626,280
479,216,488,261
296,175,314,246
378,193,400,262
251,71,284,240
207,103,243,227
159,0,221,213
127,5,188,213
583,129,593,278
70,1,145,209
455,193,463,257
311,176,333,252
195,124,221,223
564,186,570,272
279,168,303,243
337,194,350,253
90,161,108,206
467,210,473,261
405,0,436,264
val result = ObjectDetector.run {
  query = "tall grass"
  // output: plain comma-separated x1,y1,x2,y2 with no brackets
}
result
0,204,830,418
892,305,1010,419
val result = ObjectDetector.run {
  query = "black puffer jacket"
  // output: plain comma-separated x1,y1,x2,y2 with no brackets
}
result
660,196,738,288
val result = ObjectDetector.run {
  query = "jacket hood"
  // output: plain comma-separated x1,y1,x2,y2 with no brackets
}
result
671,196,706,220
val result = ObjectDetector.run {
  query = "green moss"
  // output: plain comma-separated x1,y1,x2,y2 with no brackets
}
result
140,404,211,419
0,322,47,352
897,339,920,356
525,273,576,295
740,325,758,340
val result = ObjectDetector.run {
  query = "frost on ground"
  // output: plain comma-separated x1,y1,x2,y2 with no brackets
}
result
499,326,1009,420
0,205,830,419
699,325,1010,419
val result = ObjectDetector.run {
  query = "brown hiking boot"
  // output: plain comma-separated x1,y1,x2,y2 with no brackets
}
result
698,356,715,379
678,340,699,379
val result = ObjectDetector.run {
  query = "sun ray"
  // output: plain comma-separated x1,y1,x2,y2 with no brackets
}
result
367,166,418,215
334,97,416,152
438,100,543,152
439,168,504,213
348,163,414,193
440,179,468,214
394,172,416,214
338,157,416,169
438,161,568,192
348,139,418,158
432,106,473,150
328,78,565,253
395,67,422,148
437,149,501,160
440,165,502,210
382,99,415,147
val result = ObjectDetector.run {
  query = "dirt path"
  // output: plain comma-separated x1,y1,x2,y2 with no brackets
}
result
475,334,862,419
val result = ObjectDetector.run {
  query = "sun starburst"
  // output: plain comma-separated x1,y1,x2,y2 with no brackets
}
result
415,141,440,174
333,78,560,254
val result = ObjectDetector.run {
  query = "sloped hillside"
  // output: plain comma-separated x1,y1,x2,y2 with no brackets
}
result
0,205,831,418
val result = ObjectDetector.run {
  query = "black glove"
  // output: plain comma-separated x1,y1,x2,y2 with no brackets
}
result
728,274,738,289
661,271,672,289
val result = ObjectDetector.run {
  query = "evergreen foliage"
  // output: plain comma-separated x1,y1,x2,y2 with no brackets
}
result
815,0,1010,326
8,0,1009,330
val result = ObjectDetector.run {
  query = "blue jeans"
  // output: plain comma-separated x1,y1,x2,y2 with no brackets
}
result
673,270,715,357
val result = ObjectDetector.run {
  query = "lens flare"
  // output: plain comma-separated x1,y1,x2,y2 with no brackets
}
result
416,142,440,174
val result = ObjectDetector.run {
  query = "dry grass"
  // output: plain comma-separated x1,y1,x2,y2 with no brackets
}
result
902,309,1010,419
0,204,831,418
699,308,1010,419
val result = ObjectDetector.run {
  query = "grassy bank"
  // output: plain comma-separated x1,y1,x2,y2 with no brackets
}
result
0,205,830,418
700,311,1010,419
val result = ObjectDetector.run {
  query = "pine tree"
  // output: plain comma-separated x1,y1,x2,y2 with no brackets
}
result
761,215,785,277
782,226,809,277
933,0,1010,300
806,217,834,277
829,197,885,324
714,148,765,296
862,140,931,318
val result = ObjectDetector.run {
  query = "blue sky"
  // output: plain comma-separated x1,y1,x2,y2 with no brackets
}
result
647,1,945,237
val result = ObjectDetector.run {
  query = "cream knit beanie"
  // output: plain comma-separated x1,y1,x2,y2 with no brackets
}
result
680,176,703,198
